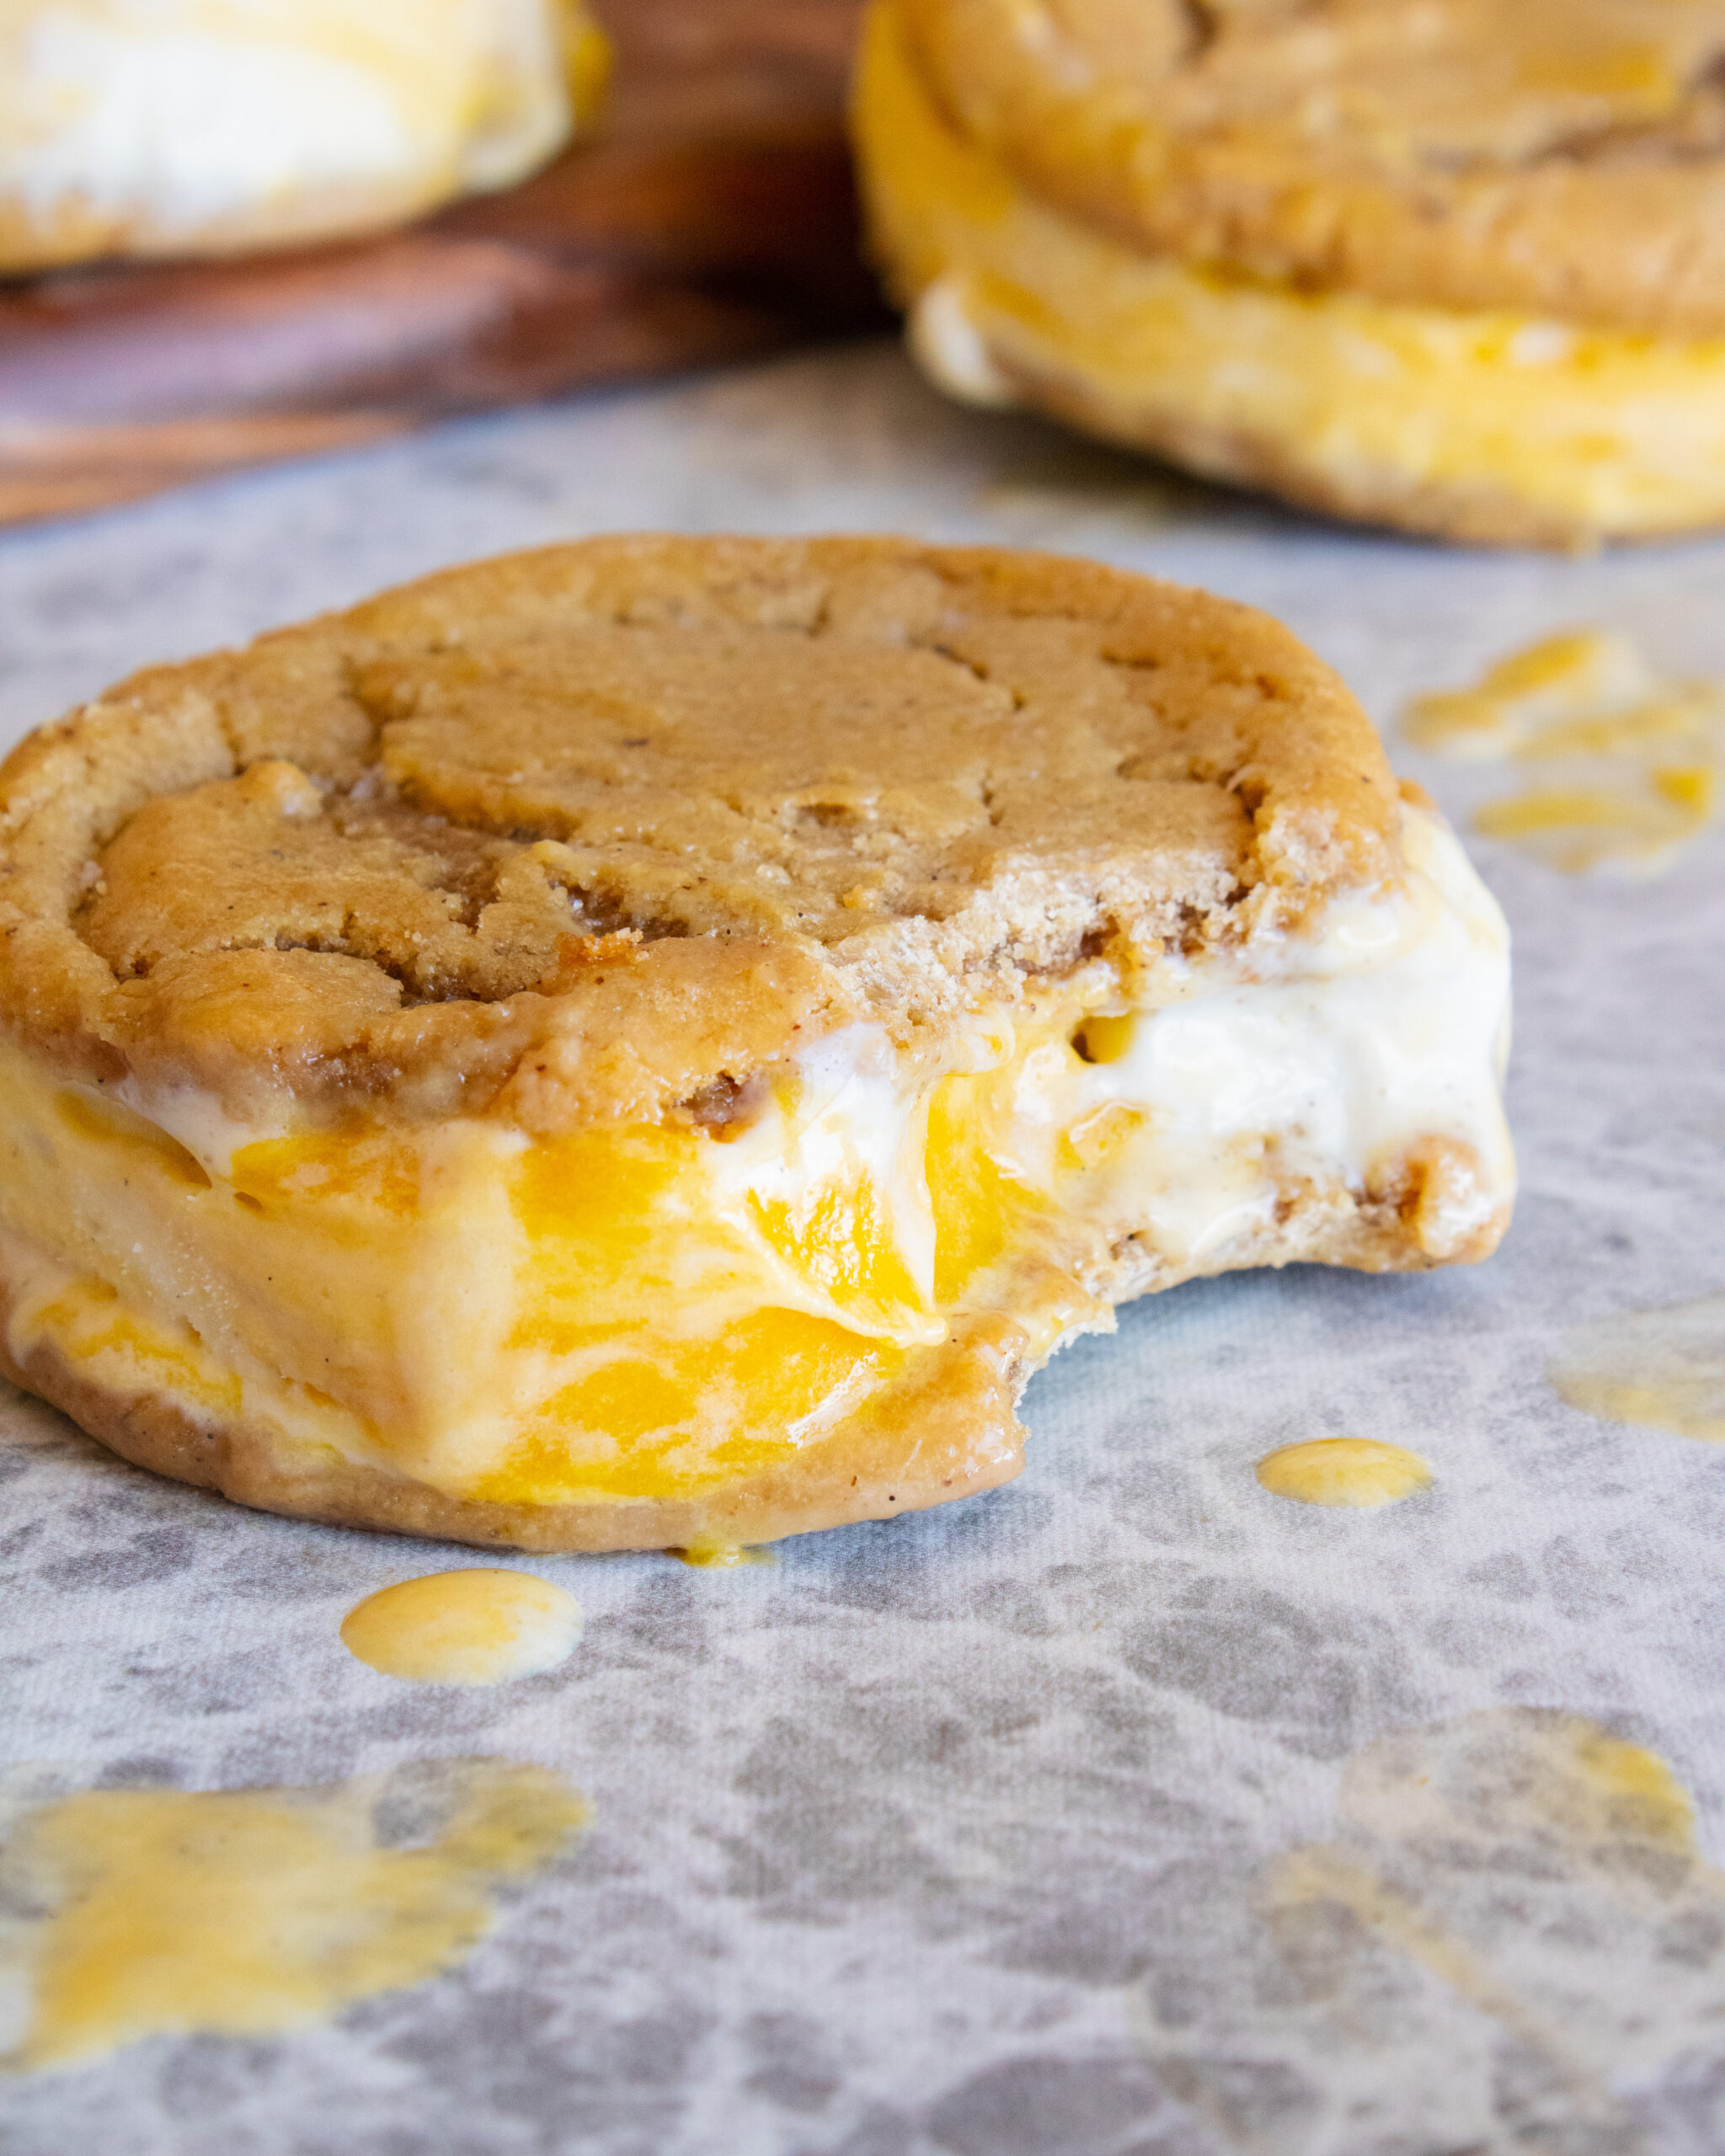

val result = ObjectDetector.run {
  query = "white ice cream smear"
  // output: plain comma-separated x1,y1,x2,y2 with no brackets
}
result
1073,804,1514,1261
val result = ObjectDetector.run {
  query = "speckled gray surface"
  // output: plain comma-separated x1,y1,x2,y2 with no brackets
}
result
3,342,1724,2156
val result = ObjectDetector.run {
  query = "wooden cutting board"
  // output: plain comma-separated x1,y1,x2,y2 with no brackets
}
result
0,0,884,526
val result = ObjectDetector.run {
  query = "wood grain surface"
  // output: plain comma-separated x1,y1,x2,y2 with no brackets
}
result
0,0,884,526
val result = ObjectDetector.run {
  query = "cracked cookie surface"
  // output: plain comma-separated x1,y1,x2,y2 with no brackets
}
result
1,535,1397,1128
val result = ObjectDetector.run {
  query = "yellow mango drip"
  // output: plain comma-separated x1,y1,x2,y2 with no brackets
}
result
1224,1705,1722,2140
1407,631,1662,756
1515,695,1712,760
1549,1293,1725,1444
1405,628,1724,875
1,1762,587,2073
1564,1726,1696,1844
1473,788,1664,837
1487,631,1620,697
1562,1371,1725,1444
1256,1437,1434,1508
1654,765,1715,812
340,1570,583,1684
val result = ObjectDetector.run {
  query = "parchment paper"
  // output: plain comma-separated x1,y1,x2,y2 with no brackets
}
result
3,342,1723,2156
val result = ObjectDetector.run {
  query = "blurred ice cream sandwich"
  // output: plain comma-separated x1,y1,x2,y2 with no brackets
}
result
855,0,1725,547
0,0,609,271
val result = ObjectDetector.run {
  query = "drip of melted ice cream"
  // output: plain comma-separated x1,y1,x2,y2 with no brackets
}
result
1549,1292,1725,1443
1135,1708,1722,2154
1406,629,1722,877
1255,1438,1434,1508
0,1758,587,2073
339,1569,582,1684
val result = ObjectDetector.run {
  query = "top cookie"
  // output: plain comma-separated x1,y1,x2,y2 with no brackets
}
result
899,0,1725,333
0,536,1397,1129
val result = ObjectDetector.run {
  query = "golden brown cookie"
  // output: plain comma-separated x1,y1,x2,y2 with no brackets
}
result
0,536,1514,1550
855,0,1725,545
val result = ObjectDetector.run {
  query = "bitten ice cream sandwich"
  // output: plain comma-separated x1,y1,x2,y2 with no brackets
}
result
0,537,1513,1550
0,0,609,272
854,0,1725,547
